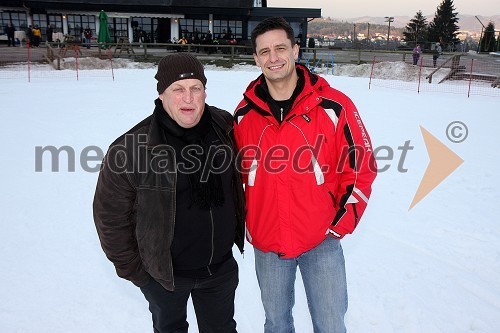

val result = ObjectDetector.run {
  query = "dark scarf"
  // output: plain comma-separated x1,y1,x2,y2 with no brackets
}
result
153,99,224,209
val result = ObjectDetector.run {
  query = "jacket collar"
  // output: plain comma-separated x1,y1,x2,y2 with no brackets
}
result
243,63,325,119
146,102,230,148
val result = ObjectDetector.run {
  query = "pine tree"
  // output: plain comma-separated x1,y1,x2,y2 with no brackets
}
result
427,0,460,49
403,11,428,46
480,22,496,52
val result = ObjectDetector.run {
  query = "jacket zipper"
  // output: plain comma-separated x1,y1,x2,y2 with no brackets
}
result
328,191,337,208
147,139,177,288
207,208,215,275
280,107,284,122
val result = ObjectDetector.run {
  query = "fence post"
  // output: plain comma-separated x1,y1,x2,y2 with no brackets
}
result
74,46,79,81
369,56,376,89
467,59,474,98
107,47,115,81
417,56,423,93
27,41,31,82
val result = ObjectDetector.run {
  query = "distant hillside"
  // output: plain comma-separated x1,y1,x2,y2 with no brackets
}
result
453,14,500,32
308,19,404,38
312,14,500,35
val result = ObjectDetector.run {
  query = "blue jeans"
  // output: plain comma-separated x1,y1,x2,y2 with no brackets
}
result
254,237,347,333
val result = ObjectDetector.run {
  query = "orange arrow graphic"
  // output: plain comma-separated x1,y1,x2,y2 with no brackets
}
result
409,126,464,210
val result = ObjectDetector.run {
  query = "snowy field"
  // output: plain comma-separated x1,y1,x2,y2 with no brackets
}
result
1,63,499,333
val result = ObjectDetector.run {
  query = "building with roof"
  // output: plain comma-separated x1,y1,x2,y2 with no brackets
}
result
1,0,320,46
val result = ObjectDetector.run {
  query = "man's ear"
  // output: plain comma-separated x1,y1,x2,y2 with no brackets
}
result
293,43,299,61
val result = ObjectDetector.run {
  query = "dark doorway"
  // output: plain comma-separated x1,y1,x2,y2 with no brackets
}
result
156,18,171,43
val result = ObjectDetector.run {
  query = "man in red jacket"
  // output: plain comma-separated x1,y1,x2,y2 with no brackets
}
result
233,17,377,332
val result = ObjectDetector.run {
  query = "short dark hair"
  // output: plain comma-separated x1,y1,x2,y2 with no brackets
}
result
251,17,295,54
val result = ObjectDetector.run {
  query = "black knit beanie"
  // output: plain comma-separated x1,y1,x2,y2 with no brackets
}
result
155,53,207,94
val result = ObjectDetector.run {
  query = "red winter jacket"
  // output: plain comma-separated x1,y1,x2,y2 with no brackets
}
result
233,65,376,258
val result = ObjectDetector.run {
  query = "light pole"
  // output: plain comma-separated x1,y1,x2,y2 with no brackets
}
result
475,15,486,52
385,16,394,50
353,23,356,48
367,22,370,49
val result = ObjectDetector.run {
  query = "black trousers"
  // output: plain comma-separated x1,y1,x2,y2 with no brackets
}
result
140,257,239,333
433,55,439,67
7,35,15,47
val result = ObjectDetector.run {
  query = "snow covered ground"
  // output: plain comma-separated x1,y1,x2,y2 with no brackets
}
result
1,62,499,333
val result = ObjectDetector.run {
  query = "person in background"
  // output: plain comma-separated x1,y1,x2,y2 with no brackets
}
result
204,30,213,54
26,25,33,46
233,17,377,333
47,25,53,43
178,35,188,44
433,42,442,68
6,23,16,47
83,26,92,49
193,29,201,53
412,43,421,65
93,53,245,333
32,25,41,47
222,29,232,40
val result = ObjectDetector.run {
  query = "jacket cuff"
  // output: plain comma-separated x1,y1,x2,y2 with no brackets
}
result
326,225,349,239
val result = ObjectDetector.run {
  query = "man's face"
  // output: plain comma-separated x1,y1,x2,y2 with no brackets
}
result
253,29,299,83
159,79,206,128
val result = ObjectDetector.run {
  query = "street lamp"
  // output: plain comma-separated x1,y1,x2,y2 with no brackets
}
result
353,23,356,48
475,15,486,52
385,16,394,50
367,22,370,49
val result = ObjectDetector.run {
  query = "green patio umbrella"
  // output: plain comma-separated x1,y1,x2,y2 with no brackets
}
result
97,10,111,48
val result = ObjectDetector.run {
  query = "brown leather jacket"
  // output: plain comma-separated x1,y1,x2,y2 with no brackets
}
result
93,105,245,291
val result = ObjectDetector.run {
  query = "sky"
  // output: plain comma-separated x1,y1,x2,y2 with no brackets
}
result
1,59,499,332
267,0,498,18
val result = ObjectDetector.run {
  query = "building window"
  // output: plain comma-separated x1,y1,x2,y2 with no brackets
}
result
48,15,63,35
213,20,242,40
131,17,158,43
31,14,63,42
1,11,28,33
109,17,128,43
32,14,48,41
179,19,209,41
67,15,96,40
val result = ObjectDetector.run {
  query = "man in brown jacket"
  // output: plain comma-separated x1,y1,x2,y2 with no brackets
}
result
93,53,245,333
